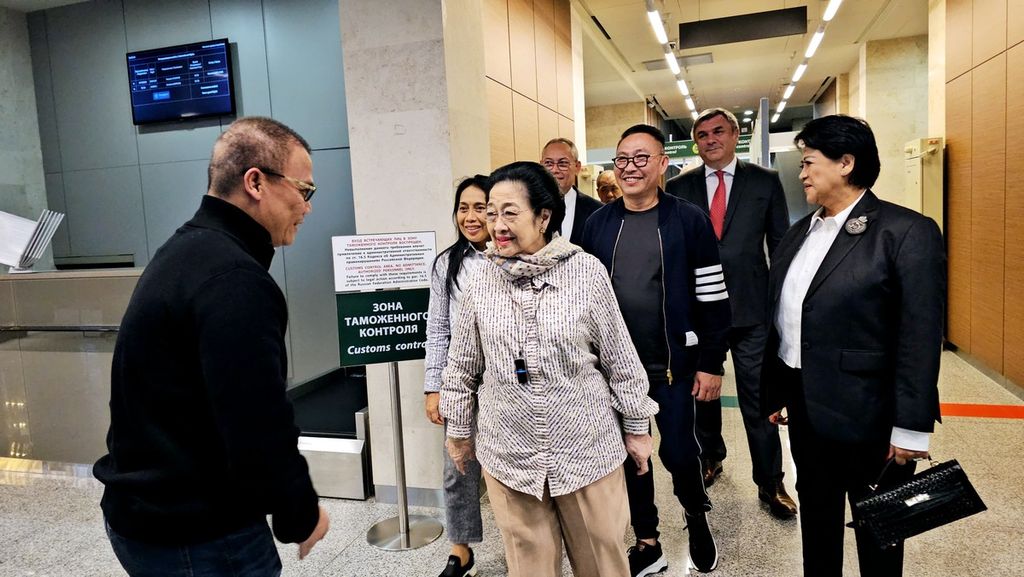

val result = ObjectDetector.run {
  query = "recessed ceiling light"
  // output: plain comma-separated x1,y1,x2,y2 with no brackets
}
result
744,110,753,116
742,117,751,123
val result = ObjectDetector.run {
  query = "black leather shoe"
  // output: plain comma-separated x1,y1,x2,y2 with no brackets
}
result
702,459,723,487
758,480,797,519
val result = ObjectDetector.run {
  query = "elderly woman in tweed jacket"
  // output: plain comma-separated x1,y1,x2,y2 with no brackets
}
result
440,161,658,577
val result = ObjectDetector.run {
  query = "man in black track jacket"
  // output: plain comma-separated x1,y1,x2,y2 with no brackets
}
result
582,124,731,576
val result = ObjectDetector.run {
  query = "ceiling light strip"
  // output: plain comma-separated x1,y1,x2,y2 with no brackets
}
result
773,1,843,123
645,1,697,120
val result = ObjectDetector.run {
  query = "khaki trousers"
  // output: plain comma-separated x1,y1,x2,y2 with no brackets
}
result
483,467,630,577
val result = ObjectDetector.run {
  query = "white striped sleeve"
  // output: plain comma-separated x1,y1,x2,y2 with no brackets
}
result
694,264,729,302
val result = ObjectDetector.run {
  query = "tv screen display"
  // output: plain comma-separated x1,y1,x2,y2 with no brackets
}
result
127,39,236,125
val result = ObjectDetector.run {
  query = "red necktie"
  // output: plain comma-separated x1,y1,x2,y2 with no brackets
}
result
710,170,726,239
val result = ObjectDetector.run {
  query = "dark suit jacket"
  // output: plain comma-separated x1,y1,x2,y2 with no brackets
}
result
666,160,789,327
566,188,602,246
760,191,945,443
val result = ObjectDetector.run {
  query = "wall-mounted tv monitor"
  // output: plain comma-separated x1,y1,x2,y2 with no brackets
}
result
127,38,236,125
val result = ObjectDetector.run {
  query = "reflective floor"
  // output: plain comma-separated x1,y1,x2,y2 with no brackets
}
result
1,351,1022,576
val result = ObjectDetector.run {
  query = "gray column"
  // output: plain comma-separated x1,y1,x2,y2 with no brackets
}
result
0,8,52,271
339,0,490,502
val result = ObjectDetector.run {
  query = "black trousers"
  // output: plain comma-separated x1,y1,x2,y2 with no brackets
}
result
694,323,784,486
779,363,916,577
625,376,711,541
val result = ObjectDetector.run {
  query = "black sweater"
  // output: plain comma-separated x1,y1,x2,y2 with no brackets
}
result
94,195,319,545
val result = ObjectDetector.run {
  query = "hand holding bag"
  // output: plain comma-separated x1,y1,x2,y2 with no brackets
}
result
848,458,986,550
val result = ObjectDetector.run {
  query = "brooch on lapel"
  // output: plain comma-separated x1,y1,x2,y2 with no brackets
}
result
845,215,868,235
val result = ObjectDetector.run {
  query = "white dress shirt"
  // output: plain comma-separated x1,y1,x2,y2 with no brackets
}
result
774,190,929,450
704,156,738,207
560,187,578,239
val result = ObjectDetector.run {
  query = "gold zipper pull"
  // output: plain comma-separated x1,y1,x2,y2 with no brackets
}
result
666,369,673,384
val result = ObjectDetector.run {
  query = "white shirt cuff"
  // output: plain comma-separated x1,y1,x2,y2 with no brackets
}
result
890,427,930,452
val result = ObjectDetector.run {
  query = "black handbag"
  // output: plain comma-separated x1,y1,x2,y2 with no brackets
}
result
848,458,986,550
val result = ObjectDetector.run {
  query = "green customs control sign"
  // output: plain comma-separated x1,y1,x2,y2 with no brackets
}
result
332,231,436,367
336,289,429,366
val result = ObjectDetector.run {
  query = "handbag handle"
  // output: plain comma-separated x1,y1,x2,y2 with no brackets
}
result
868,455,939,492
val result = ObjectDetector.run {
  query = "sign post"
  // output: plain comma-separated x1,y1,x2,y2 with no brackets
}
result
333,232,442,551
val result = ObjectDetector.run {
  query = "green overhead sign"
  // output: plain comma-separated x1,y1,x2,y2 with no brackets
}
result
664,135,752,159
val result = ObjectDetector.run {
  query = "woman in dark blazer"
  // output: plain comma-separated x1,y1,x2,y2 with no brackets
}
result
760,115,945,577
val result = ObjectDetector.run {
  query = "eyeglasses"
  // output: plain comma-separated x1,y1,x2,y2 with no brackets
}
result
542,159,573,171
612,153,662,170
258,167,317,202
484,208,523,223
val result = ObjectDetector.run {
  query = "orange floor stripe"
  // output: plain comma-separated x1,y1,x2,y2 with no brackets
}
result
940,403,1024,419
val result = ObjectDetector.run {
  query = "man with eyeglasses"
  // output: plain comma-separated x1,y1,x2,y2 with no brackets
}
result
540,138,602,245
582,124,731,575
95,117,329,576
666,108,796,520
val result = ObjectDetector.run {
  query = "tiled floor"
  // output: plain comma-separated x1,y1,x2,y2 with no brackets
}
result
1,351,1021,576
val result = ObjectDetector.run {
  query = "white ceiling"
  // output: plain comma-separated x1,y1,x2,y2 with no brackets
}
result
0,0,88,11
579,0,929,128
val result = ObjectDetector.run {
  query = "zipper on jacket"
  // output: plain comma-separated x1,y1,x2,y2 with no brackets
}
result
609,219,625,278
656,228,673,385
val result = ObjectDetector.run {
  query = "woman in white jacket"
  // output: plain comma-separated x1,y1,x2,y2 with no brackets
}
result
441,162,658,577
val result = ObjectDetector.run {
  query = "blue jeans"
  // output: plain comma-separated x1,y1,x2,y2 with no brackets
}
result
105,519,282,577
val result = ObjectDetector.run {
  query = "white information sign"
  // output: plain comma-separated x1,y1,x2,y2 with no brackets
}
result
332,231,436,292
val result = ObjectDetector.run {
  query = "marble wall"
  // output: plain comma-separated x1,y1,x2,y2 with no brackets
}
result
340,0,493,501
0,8,51,271
929,0,947,137
851,35,930,209
585,102,646,150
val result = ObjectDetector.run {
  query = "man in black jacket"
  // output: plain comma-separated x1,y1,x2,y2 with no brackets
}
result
582,124,731,575
666,108,796,519
94,117,329,575
540,137,602,245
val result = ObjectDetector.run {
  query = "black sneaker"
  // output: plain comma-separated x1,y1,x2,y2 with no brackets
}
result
685,511,719,572
438,549,477,577
627,541,668,577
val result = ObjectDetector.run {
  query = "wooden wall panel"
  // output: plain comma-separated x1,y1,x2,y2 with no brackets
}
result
534,0,557,110
512,91,539,161
947,0,973,81
1004,44,1024,384
509,0,537,100
487,79,515,169
969,54,1006,373
554,0,573,118
946,73,972,350
484,0,512,87
973,0,1007,67
558,114,574,140
538,105,559,151
1010,0,1024,48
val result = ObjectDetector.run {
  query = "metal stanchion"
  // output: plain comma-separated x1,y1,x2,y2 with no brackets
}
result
366,361,443,550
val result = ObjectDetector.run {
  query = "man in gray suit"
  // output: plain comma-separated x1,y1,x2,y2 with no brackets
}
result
666,108,795,519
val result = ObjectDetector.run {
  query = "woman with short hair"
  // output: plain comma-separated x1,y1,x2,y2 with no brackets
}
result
441,161,658,577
